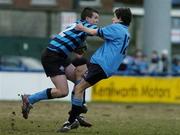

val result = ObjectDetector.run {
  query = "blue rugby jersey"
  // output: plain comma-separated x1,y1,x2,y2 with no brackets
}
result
90,23,130,77
48,20,97,56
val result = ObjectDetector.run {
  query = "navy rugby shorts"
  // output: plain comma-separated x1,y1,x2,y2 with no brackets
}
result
83,63,107,86
41,48,71,77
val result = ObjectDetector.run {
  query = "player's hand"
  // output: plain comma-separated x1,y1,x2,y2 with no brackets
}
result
75,23,84,31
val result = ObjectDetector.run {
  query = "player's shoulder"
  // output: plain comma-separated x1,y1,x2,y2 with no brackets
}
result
108,23,127,28
103,23,119,30
102,23,121,32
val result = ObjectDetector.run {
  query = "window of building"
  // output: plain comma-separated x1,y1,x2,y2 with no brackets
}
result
31,0,56,6
79,0,101,7
0,0,12,4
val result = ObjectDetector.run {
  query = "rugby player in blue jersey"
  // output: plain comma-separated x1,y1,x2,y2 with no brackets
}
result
21,7,99,126
59,7,132,132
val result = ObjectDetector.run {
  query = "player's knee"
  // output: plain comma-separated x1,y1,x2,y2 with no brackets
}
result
75,66,87,78
62,90,69,97
61,93,68,98
56,90,69,98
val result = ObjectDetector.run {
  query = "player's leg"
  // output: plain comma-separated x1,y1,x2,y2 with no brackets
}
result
58,61,91,132
74,63,88,111
24,63,74,105
59,63,107,132
59,79,91,132
68,57,89,114
21,49,72,119
68,60,92,124
68,79,91,126
64,63,76,83
21,74,69,119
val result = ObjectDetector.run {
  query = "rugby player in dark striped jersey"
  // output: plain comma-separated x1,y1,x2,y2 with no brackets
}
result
21,7,99,127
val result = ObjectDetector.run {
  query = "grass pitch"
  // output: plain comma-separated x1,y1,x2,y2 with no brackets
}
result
0,101,180,135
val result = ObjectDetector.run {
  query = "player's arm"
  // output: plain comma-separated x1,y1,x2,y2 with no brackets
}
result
76,24,98,36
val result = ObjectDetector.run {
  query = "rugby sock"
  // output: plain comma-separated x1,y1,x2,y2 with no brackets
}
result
68,97,83,123
71,80,86,104
69,91,87,114
46,88,53,99
72,97,83,107
28,88,52,104
68,104,83,123
75,80,81,85
72,90,86,104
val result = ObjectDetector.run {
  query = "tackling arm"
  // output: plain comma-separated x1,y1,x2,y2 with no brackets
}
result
76,24,98,35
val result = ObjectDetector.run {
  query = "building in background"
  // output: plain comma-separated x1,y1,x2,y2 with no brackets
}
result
0,0,179,63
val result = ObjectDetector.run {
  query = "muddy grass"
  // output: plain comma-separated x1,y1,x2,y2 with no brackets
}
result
0,101,180,135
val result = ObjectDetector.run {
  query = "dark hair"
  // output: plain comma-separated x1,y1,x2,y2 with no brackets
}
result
115,7,132,26
81,7,99,20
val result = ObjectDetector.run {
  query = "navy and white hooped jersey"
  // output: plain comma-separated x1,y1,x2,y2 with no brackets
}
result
90,23,130,77
47,19,97,56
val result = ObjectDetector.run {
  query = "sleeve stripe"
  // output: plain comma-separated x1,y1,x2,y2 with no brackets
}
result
97,29,101,36
97,28,104,37
91,25,97,29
